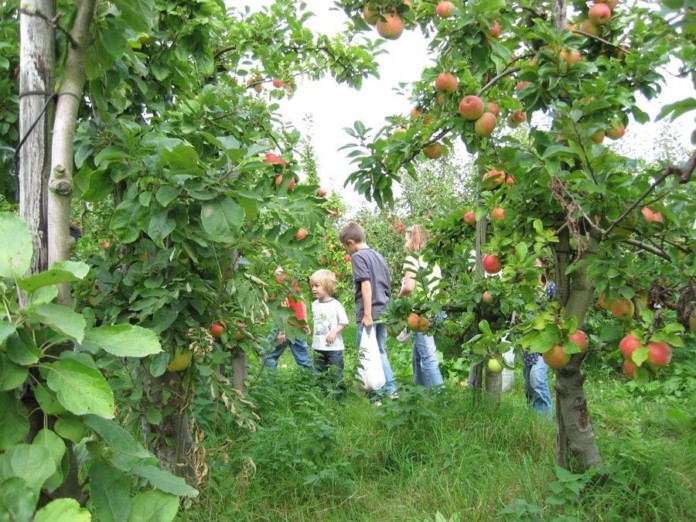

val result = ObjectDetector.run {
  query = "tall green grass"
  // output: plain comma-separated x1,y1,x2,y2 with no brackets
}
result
181,325,696,521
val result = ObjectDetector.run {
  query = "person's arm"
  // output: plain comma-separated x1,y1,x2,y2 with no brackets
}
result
398,270,416,298
325,324,345,344
361,280,373,327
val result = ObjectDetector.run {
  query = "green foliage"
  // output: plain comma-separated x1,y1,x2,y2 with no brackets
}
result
0,213,192,521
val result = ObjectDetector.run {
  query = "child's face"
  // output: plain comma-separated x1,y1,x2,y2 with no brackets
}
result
311,282,329,301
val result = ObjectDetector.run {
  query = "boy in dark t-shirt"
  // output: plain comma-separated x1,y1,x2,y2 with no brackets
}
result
339,222,397,396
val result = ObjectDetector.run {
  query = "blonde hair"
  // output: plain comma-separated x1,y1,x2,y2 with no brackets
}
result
339,221,366,244
309,269,338,296
405,224,428,253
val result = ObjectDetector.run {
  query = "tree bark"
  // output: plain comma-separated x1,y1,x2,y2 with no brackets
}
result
553,229,603,471
19,0,54,275
231,347,248,393
142,372,198,484
47,0,96,303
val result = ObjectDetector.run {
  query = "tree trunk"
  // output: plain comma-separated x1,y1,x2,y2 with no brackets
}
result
553,230,603,471
231,347,247,393
19,0,54,275
142,372,199,484
47,0,96,304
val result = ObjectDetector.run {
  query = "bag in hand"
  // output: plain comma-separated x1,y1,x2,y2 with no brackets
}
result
356,328,386,392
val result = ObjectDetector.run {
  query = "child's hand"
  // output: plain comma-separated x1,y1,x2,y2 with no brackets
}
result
277,331,287,343
326,332,337,344
302,325,311,335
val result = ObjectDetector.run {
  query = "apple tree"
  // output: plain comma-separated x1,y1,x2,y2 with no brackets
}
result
3,0,384,516
338,0,694,471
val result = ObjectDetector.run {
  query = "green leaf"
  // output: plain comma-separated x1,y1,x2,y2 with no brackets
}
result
46,359,115,418
127,490,179,522
82,325,162,358
631,347,649,366
33,498,91,522
155,185,182,207
18,261,90,292
0,321,17,346
32,429,67,493
147,209,176,247
0,392,29,450
0,477,38,522
35,382,67,416
656,97,696,121
0,353,29,391
201,197,244,242
112,0,154,33
83,416,158,469
53,414,86,443
6,330,42,366
110,199,142,243
132,465,199,497
89,463,132,522
23,304,86,342
0,444,56,492
0,213,32,279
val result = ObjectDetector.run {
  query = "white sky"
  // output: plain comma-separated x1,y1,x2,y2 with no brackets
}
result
235,1,694,205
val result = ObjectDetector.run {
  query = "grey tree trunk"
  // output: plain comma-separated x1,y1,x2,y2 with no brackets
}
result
19,0,54,274
47,0,97,304
553,229,603,471
231,347,248,393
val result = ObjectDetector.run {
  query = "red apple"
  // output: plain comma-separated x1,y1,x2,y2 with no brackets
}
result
343,254,351,262
488,21,501,38
589,3,612,25
490,207,506,220
543,343,571,369
508,109,527,128
559,48,582,64
435,1,455,18
486,101,500,117
579,19,600,36
376,13,404,40
482,254,502,274
606,122,626,140
316,187,327,197
646,341,672,368
482,168,506,190
423,142,443,159
272,78,283,88
396,222,404,232
458,95,485,120
102,241,111,249
474,112,497,137
623,359,637,379
435,72,459,94
515,81,531,93
265,153,287,167
463,210,476,225
211,323,225,338
610,298,634,321
295,228,308,241
595,0,619,8
619,333,642,359
568,329,588,352
482,291,494,304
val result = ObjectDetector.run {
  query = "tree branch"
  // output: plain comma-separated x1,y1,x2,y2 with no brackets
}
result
621,238,671,261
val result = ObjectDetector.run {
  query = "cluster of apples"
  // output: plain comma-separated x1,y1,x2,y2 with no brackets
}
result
542,330,589,370
407,311,431,332
598,294,635,321
577,0,618,38
619,332,672,379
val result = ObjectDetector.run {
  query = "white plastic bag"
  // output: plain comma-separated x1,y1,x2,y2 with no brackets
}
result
356,328,386,392
501,347,515,393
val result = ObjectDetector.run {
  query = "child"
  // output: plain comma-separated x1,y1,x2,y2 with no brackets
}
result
309,269,349,382
262,268,314,371
339,222,397,397
396,224,444,389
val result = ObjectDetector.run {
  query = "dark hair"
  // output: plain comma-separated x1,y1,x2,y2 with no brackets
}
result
339,222,365,244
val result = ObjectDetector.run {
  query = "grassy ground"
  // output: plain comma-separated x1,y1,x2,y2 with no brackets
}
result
181,324,696,522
